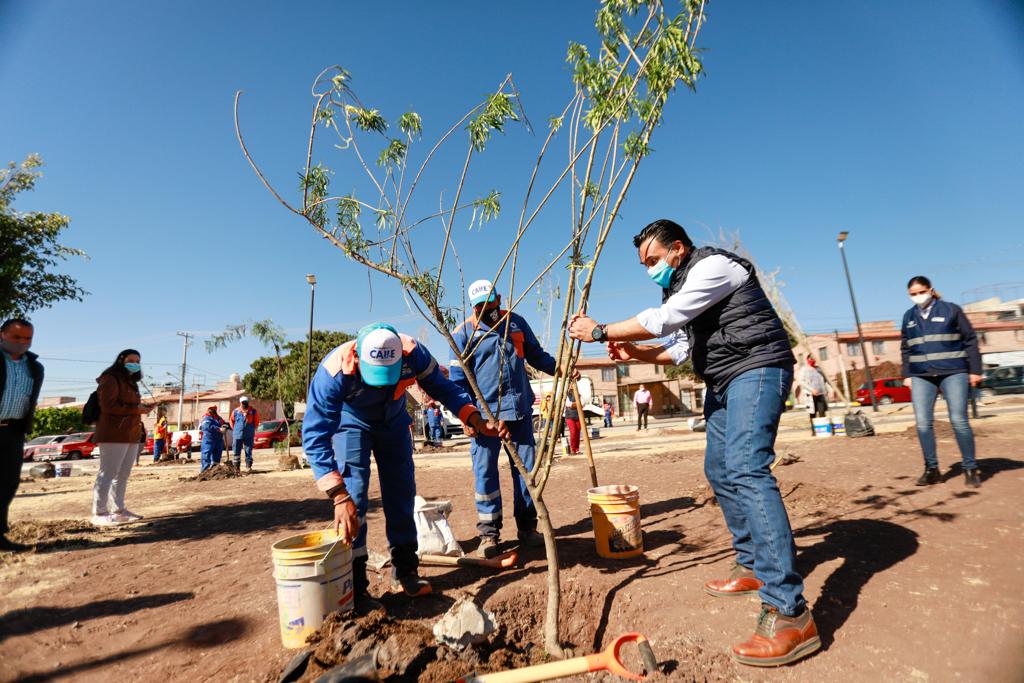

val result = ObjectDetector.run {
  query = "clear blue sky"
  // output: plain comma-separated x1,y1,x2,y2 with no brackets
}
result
3,1,1023,400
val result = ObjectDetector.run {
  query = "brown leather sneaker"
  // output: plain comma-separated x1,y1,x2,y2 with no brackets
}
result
703,562,764,597
732,604,821,667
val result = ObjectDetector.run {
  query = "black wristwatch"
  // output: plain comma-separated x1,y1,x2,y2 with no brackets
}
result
591,324,608,342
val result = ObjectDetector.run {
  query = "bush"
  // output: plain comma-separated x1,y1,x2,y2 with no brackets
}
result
30,406,86,439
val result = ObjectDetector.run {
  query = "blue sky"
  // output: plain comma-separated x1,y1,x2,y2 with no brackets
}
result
2,1,1023,400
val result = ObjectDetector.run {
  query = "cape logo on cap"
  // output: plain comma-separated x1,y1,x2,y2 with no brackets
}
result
369,348,397,360
469,281,493,300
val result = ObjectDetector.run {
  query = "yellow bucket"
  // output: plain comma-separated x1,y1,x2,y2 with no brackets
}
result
587,485,643,559
271,530,355,648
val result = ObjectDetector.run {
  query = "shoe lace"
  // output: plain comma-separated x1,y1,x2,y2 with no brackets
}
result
755,605,777,637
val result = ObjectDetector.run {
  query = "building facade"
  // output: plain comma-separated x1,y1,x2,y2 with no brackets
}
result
575,356,704,420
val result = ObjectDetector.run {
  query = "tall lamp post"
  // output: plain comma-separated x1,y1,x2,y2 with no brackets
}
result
837,231,878,412
305,274,317,393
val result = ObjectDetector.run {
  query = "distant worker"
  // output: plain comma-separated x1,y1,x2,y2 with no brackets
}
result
426,401,444,443
0,318,44,551
540,393,553,431
568,219,817,666
152,411,169,463
633,384,652,430
198,406,226,472
564,396,581,455
230,397,259,471
304,323,504,610
602,400,614,428
449,279,563,559
901,276,982,488
797,356,829,435
177,431,193,460
92,349,153,526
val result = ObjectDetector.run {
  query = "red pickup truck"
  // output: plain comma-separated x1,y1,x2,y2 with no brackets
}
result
34,432,98,461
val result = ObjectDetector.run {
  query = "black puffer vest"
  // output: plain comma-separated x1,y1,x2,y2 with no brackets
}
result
665,246,794,394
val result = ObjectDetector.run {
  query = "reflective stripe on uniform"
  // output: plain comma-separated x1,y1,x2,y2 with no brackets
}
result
906,333,962,347
477,511,501,521
417,357,438,379
475,490,500,502
909,350,967,362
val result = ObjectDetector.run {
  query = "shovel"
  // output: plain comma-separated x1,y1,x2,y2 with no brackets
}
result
419,550,518,570
456,632,658,682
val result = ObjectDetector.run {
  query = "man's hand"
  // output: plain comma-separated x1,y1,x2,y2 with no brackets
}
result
462,422,477,438
969,373,983,387
903,377,913,388
607,341,635,362
568,314,599,342
333,493,359,542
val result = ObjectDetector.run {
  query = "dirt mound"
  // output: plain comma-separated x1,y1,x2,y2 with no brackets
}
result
278,455,302,470
894,419,986,440
152,457,192,466
418,442,456,454
192,464,241,481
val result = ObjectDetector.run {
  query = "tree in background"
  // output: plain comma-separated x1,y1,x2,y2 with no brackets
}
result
30,406,86,440
0,154,88,319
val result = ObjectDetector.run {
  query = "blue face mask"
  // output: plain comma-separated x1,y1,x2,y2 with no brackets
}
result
124,362,141,374
647,258,675,288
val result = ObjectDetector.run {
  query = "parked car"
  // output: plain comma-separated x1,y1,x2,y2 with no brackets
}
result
254,420,290,449
980,365,1024,397
141,430,155,456
23,434,69,462
35,432,98,461
856,377,912,405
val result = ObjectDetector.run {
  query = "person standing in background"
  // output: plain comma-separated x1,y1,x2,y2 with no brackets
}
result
633,384,652,430
797,356,829,436
152,410,169,463
230,397,259,471
199,406,226,472
0,319,44,551
901,276,983,488
564,396,581,455
602,400,614,428
92,349,152,526
426,401,444,444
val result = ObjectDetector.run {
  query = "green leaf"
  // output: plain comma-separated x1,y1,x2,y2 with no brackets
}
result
346,106,388,134
377,139,407,167
399,112,422,138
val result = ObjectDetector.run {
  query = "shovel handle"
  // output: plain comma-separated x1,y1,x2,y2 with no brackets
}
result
419,551,518,570
570,383,598,488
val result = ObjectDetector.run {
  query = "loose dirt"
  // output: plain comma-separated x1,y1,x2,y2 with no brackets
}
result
190,463,241,481
2,407,1023,682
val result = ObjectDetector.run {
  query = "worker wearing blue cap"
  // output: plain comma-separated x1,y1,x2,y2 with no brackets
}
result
450,280,565,559
303,323,504,610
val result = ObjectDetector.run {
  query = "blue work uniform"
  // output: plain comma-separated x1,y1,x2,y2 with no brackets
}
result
198,414,225,471
304,335,479,575
231,406,258,467
426,407,444,442
449,311,557,540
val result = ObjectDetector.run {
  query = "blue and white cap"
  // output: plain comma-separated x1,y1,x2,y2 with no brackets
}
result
356,323,404,387
468,279,497,307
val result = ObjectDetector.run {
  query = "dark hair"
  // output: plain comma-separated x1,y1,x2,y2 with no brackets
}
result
632,219,694,250
103,348,142,379
1,317,33,332
906,275,931,289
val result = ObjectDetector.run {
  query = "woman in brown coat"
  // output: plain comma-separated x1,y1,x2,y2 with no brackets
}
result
91,349,152,526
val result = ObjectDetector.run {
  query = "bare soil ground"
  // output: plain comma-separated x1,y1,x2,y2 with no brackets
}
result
2,408,1023,682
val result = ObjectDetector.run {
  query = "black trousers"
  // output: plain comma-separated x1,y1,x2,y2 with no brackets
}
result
0,425,26,535
637,403,649,429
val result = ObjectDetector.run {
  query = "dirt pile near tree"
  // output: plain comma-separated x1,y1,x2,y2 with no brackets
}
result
191,464,241,481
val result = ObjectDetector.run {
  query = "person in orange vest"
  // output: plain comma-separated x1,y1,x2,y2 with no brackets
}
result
177,431,193,460
152,412,169,462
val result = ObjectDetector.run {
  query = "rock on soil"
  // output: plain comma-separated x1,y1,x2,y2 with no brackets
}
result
29,463,55,478
433,596,498,651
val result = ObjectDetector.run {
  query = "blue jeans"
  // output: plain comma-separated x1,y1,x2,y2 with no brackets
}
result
704,366,805,616
429,425,444,442
471,418,537,539
232,435,254,467
604,415,613,427
153,439,165,462
911,373,976,470
200,442,222,472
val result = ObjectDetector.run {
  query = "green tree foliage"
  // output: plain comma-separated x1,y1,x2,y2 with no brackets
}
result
30,406,86,439
665,359,696,381
0,155,88,318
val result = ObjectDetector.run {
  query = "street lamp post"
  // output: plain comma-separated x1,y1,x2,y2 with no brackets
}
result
837,231,878,412
305,274,317,393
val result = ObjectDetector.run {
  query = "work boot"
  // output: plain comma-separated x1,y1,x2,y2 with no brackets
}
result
477,536,500,559
964,468,982,488
732,604,821,667
390,569,432,597
704,562,764,597
915,467,941,486
517,530,544,549
351,557,385,614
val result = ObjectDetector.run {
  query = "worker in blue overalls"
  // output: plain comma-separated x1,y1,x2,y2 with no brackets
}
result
230,396,259,471
198,405,226,472
304,323,505,611
426,401,445,443
449,279,567,559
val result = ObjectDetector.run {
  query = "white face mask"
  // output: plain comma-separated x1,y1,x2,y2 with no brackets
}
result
910,292,933,307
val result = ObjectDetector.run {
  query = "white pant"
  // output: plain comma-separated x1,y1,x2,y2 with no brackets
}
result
93,442,140,515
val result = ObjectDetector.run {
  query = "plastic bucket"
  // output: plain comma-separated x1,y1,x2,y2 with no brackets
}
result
831,417,846,436
587,485,643,559
590,427,600,439
55,463,72,477
812,417,833,438
271,530,354,648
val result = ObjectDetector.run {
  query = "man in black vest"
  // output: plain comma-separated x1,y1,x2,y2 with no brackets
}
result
569,219,818,667
1,318,45,552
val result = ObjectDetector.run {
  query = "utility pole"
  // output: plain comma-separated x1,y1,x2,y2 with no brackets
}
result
836,232,877,412
177,332,192,429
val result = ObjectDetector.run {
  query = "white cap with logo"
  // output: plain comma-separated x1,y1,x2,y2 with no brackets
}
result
468,279,497,307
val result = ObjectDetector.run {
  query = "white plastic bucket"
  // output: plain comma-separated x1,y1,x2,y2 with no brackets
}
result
831,417,846,436
271,530,354,648
590,427,600,439
812,417,833,438
55,463,72,477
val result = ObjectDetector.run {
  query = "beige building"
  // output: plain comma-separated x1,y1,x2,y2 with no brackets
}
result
140,375,278,431
575,356,705,420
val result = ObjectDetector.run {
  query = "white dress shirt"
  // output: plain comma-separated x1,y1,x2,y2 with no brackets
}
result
634,255,749,365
